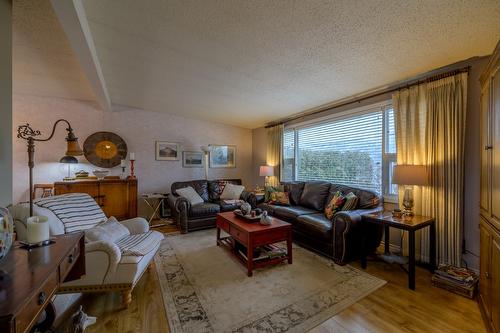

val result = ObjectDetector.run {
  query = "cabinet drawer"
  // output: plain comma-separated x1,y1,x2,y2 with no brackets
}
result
229,226,247,245
59,243,80,281
253,228,289,247
16,270,58,333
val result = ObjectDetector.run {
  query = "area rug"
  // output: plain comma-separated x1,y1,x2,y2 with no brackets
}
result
154,229,386,333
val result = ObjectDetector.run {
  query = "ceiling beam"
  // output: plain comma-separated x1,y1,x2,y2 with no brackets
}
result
50,0,111,112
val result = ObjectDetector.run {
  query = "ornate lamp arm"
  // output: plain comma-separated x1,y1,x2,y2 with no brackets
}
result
16,119,80,217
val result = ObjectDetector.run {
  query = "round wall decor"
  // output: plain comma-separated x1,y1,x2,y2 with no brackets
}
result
83,132,128,168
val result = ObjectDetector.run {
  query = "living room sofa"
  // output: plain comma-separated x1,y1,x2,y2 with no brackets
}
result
258,181,383,264
168,179,256,233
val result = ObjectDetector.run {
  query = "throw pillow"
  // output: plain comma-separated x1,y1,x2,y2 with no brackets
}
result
220,183,245,200
342,192,359,211
268,191,290,206
85,216,130,243
264,185,284,202
324,191,345,219
176,186,205,205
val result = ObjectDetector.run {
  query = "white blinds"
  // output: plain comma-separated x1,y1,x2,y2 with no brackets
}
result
296,109,383,192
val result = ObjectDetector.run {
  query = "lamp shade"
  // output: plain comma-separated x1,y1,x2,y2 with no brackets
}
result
59,155,78,164
392,165,429,186
259,165,274,177
65,139,83,156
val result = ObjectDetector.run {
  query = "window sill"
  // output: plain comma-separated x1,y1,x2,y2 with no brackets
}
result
383,195,399,204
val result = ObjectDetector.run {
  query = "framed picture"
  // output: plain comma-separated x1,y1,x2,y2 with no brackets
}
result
182,151,204,168
155,141,180,161
209,145,236,168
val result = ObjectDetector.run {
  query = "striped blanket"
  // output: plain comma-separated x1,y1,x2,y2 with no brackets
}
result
35,193,107,233
115,231,163,256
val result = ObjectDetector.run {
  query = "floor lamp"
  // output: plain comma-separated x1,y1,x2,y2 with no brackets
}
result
17,119,83,216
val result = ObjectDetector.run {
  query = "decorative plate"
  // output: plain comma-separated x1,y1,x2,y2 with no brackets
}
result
83,132,128,168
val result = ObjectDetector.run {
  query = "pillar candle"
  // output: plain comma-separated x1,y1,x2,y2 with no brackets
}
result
27,216,49,244
120,159,126,167
130,152,135,160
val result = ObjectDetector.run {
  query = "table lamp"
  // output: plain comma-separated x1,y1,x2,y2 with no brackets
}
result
392,165,429,216
60,155,78,180
259,165,274,187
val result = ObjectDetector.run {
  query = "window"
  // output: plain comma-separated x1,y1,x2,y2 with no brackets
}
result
282,102,397,199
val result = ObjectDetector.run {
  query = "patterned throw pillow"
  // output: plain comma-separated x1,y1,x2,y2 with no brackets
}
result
264,185,284,202
341,192,359,211
268,191,290,206
324,191,345,219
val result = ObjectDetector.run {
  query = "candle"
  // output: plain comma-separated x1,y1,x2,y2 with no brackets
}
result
27,216,49,244
130,152,135,160
120,159,126,167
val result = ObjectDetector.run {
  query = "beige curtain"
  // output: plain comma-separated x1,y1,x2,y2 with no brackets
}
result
393,72,467,266
266,124,284,187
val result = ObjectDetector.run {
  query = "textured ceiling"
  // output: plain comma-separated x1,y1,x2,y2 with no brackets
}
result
13,0,95,101
13,1,500,128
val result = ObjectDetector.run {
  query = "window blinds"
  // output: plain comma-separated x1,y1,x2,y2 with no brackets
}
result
296,109,383,193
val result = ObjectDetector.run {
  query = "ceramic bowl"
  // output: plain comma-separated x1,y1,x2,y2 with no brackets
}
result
93,170,109,179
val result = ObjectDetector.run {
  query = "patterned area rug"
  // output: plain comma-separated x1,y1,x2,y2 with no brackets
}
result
154,229,386,333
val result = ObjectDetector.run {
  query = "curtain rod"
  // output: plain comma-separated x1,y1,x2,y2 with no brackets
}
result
265,66,470,128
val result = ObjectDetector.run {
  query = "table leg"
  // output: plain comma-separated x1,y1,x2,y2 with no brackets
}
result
408,230,416,290
384,225,390,254
216,227,221,246
361,230,367,269
247,242,254,277
429,222,436,272
287,230,293,264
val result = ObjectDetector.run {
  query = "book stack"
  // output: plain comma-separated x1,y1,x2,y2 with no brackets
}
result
237,244,287,262
431,265,478,299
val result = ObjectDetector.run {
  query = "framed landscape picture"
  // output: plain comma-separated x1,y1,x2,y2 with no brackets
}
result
209,145,236,168
155,141,180,161
182,151,204,168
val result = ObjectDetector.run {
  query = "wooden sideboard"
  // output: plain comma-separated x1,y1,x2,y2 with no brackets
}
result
0,233,85,333
479,40,500,333
54,178,138,220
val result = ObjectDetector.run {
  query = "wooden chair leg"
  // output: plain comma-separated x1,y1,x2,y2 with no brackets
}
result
121,289,132,309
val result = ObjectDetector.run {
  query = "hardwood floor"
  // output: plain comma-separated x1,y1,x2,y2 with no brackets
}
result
78,231,485,333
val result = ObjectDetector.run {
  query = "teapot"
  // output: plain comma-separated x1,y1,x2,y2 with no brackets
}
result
240,202,252,216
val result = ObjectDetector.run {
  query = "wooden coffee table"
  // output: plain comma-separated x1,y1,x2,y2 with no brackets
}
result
216,211,292,276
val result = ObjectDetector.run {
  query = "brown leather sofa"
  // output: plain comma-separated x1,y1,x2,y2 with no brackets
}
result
168,179,256,233
258,181,383,264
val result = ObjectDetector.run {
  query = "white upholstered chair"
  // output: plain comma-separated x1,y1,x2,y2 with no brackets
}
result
10,193,164,308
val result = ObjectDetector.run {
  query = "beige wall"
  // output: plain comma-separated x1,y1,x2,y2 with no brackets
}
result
0,0,12,207
251,127,267,188
12,94,253,213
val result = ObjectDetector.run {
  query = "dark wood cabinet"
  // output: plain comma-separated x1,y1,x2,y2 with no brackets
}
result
0,233,85,333
479,40,500,333
53,178,138,220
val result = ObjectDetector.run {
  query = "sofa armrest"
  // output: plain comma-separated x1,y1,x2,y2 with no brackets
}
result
240,190,257,208
331,207,383,264
85,240,122,274
120,217,150,235
167,194,190,233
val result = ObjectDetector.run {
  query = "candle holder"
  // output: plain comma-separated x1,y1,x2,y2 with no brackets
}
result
128,159,136,179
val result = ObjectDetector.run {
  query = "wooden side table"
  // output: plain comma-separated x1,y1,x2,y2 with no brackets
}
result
361,212,436,290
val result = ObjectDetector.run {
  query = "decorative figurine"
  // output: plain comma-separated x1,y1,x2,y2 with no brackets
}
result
240,202,252,216
260,211,272,225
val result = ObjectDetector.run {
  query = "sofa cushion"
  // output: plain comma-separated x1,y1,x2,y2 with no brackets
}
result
189,202,220,218
299,181,331,210
324,191,346,219
172,180,209,202
328,184,381,209
217,200,242,212
274,206,317,222
295,213,333,242
268,191,290,206
283,182,305,205
85,217,130,243
176,186,205,205
207,179,243,201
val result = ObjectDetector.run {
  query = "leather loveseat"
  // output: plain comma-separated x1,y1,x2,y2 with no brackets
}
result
258,181,383,264
168,179,256,233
